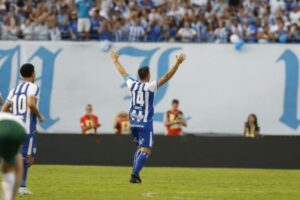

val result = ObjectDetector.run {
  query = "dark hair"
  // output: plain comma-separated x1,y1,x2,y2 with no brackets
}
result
20,63,34,78
245,114,260,132
172,99,179,104
86,104,92,108
138,66,150,81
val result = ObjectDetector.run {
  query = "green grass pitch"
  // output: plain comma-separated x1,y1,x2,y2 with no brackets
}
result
1,165,300,200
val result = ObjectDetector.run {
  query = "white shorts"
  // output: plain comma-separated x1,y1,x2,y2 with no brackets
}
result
77,18,91,32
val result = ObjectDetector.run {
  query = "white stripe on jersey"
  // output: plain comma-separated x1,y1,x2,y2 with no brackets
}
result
143,91,149,122
21,82,29,93
14,83,22,94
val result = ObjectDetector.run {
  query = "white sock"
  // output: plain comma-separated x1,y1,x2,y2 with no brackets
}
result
2,172,15,200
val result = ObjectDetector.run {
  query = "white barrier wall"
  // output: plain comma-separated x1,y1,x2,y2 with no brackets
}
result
0,42,299,135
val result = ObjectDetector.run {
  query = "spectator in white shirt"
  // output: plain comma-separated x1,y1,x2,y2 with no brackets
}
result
21,19,33,40
33,16,49,40
214,19,228,43
48,16,61,41
177,21,197,42
289,3,300,25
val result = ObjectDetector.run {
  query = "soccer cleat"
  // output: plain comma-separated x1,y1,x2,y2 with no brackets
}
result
130,174,142,184
18,187,33,195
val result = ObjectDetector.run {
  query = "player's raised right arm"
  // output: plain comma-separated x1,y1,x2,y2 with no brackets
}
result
110,49,127,78
158,53,186,88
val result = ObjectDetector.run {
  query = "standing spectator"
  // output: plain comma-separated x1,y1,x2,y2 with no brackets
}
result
60,16,72,40
214,19,229,43
98,19,112,40
7,17,21,40
48,16,61,40
76,0,92,39
289,3,300,25
80,104,101,135
69,12,79,40
244,114,260,138
32,16,49,40
90,8,100,39
21,19,34,40
177,20,197,42
270,17,288,42
164,99,187,136
128,16,145,42
114,111,130,135
257,24,272,43
1,15,10,40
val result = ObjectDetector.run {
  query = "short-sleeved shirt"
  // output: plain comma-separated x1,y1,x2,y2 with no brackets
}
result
125,75,158,126
76,0,92,18
7,81,39,134
80,114,100,134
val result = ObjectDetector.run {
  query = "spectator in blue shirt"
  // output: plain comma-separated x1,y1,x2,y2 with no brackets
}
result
98,19,112,41
76,0,93,39
90,8,100,39
146,19,162,41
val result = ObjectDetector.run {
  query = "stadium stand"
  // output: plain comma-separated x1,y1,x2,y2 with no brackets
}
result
0,0,300,42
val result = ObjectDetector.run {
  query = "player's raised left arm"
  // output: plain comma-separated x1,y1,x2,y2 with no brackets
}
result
158,53,186,88
110,49,127,78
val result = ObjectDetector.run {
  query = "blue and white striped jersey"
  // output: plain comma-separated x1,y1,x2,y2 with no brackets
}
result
125,75,158,124
7,81,40,134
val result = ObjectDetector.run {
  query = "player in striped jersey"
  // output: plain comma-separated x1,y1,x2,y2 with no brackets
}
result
110,49,186,183
2,63,45,195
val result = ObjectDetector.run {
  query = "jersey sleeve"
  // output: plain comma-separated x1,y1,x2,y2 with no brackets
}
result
124,75,136,89
6,90,14,102
27,84,40,99
144,80,158,92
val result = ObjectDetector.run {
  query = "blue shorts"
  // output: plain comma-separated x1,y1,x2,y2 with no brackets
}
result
131,122,154,148
21,134,37,158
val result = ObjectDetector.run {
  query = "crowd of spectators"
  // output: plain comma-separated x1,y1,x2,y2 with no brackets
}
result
1,0,300,43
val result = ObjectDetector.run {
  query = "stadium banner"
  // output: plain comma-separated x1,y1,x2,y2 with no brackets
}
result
0,41,299,135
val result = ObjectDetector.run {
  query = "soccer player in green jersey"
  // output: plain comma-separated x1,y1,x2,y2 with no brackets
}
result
0,112,26,200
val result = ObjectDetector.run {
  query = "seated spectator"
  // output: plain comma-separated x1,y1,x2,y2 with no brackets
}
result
177,20,197,42
164,99,187,136
288,23,300,42
244,114,260,138
80,104,101,135
114,111,130,135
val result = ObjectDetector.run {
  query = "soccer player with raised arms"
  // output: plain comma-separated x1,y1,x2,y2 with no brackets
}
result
110,49,186,183
2,63,45,195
